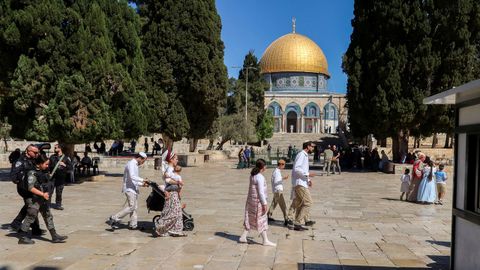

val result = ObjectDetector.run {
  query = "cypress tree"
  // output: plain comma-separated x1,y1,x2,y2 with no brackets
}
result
0,0,148,152
138,0,227,151
344,0,440,161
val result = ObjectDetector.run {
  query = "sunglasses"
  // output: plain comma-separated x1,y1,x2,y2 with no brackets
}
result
278,163,286,165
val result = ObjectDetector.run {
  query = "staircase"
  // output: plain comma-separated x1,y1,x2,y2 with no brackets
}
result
266,133,343,152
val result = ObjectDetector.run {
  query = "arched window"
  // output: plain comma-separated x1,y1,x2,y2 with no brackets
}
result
304,102,320,117
285,103,301,115
323,103,338,120
267,102,283,117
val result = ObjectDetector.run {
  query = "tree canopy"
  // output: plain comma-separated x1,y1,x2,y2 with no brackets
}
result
343,0,480,160
0,0,148,144
137,0,227,149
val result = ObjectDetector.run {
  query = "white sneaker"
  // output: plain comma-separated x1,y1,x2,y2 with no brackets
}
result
263,240,277,247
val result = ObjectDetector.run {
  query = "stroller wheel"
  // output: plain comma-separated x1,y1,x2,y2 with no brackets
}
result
152,215,161,224
183,220,194,231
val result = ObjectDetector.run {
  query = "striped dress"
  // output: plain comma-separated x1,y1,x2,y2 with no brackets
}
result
243,174,268,233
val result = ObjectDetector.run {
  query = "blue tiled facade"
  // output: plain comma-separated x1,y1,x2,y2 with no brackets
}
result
264,72,328,93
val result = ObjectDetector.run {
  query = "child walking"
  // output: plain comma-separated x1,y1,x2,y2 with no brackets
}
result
239,159,276,247
400,168,411,201
435,164,448,205
267,158,289,225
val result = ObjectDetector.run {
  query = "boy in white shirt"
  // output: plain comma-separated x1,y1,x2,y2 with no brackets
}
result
267,158,289,225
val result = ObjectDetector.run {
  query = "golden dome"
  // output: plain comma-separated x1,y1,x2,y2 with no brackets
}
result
260,33,329,77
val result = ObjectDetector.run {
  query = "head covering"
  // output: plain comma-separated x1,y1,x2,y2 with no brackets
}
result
164,149,176,162
139,152,147,159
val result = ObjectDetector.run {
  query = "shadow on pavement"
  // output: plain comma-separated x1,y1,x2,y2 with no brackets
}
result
298,255,449,270
104,220,154,234
1,267,61,270
426,240,450,248
104,173,123,178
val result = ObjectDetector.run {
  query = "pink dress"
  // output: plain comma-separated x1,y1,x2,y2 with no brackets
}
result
243,174,268,233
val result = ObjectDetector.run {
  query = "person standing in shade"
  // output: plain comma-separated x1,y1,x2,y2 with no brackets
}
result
49,144,71,210
144,138,149,154
244,147,251,168
130,139,137,153
267,158,289,225
331,145,341,174
239,159,276,246
107,152,149,230
323,145,333,176
287,141,316,231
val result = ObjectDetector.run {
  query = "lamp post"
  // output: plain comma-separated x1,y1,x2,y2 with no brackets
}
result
231,66,257,124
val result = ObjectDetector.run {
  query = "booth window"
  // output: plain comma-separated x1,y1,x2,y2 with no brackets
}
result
465,133,480,213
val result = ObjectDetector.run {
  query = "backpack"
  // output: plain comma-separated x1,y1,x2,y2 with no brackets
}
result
11,158,26,184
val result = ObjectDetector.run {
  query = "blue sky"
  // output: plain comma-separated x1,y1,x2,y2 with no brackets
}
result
216,0,354,94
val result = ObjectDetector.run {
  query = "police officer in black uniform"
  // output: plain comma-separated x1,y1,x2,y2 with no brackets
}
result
49,144,71,210
18,153,68,244
10,145,44,235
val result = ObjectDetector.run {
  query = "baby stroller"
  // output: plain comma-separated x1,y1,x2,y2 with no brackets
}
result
146,181,194,231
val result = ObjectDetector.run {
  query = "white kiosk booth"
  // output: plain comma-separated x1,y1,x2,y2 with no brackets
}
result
424,79,480,269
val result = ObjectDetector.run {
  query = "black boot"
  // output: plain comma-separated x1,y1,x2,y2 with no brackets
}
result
18,231,35,244
32,228,47,236
31,220,46,236
49,229,68,243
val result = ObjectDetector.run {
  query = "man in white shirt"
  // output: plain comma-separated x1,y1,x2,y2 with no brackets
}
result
107,152,149,230
287,141,316,231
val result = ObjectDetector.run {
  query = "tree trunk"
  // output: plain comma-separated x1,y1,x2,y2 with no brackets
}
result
189,138,198,152
162,134,174,152
413,137,420,148
216,139,228,150
3,137,8,153
444,133,453,148
380,139,387,148
431,133,438,148
59,142,75,158
207,139,214,150
392,129,409,163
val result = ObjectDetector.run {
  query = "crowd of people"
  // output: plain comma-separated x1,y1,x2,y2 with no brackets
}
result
7,139,448,247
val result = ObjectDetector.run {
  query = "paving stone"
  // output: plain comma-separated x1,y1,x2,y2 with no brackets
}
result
0,160,452,269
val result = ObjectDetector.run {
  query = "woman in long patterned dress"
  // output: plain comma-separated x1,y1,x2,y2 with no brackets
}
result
154,150,185,237
407,152,426,202
417,159,437,204
239,159,276,246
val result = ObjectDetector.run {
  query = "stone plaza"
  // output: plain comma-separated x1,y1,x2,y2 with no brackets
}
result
0,160,451,270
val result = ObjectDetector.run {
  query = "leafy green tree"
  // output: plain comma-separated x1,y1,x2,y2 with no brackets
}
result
256,110,274,143
0,0,148,153
209,113,244,150
345,0,480,157
137,0,227,151
237,51,269,131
